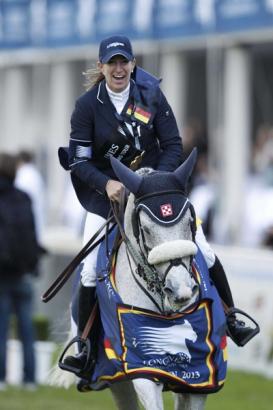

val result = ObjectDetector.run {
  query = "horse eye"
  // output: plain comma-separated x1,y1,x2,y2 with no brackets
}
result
143,226,151,235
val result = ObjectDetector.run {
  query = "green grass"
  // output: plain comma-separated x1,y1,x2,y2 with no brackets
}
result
1,371,273,410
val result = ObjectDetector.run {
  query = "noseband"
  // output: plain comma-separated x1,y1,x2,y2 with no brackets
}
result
161,258,192,286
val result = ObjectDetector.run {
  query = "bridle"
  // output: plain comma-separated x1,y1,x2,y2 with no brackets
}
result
111,189,199,314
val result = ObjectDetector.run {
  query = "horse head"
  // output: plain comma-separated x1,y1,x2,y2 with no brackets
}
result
111,149,199,313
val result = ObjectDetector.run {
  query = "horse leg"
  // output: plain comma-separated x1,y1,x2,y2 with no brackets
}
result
110,380,140,410
133,379,164,410
174,393,207,410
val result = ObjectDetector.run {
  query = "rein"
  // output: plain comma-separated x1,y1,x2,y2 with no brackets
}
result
41,214,115,303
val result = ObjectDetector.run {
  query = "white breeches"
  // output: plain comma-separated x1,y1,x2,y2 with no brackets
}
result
195,225,215,268
80,212,216,287
80,213,107,287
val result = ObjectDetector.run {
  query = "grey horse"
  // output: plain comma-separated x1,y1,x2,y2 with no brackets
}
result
54,149,217,410
108,149,207,410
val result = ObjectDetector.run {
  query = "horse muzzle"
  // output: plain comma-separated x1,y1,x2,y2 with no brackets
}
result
163,271,199,308
147,240,199,310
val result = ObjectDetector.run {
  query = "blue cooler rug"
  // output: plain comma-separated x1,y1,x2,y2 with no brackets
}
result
84,229,227,394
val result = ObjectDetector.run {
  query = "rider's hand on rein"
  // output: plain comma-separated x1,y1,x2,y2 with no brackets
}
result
106,180,125,203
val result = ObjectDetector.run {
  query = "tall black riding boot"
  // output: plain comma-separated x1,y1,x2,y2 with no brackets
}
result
209,255,259,346
63,285,98,372
208,255,234,308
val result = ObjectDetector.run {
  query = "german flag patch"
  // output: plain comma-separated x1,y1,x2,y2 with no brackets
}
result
126,103,152,125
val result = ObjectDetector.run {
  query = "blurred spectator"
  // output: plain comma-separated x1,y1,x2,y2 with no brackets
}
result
190,181,216,240
240,125,273,247
241,172,273,247
252,123,273,174
182,118,207,153
182,118,216,238
182,117,209,187
0,153,41,390
15,150,46,243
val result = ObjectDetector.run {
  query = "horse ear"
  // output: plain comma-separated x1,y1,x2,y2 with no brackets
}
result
174,148,197,188
110,156,143,194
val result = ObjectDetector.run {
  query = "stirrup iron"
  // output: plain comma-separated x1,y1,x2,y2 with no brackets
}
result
226,307,260,347
59,336,94,380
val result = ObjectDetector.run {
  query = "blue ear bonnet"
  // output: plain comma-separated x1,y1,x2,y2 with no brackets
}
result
134,172,192,227
136,172,182,196
135,191,191,226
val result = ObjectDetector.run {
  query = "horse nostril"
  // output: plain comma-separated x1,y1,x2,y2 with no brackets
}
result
192,284,199,295
164,287,173,296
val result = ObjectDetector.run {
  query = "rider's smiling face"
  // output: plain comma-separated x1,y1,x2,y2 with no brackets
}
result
98,55,135,93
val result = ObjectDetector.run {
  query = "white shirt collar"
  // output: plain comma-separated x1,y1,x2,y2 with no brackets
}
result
106,83,130,114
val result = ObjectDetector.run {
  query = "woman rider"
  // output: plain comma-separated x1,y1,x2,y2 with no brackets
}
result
59,35,257,377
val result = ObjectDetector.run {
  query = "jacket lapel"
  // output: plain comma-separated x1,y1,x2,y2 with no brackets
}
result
96,81,119,129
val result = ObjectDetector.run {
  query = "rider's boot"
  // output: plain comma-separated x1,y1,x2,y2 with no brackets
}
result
208,255,259,346
63,285,98,372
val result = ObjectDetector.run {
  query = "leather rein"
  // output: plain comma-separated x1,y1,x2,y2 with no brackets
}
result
41,214,116,303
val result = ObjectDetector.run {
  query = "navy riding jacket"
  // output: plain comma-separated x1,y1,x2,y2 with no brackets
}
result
61,70,183,218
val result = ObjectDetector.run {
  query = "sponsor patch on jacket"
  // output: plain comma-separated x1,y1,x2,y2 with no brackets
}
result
126,103,152,124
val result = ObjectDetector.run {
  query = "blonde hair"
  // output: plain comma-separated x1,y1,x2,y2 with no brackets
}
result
83,66,104,91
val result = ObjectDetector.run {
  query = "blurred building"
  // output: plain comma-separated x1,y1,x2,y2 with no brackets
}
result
0,0,273,246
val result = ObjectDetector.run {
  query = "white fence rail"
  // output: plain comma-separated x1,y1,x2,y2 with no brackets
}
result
215,245,273,378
